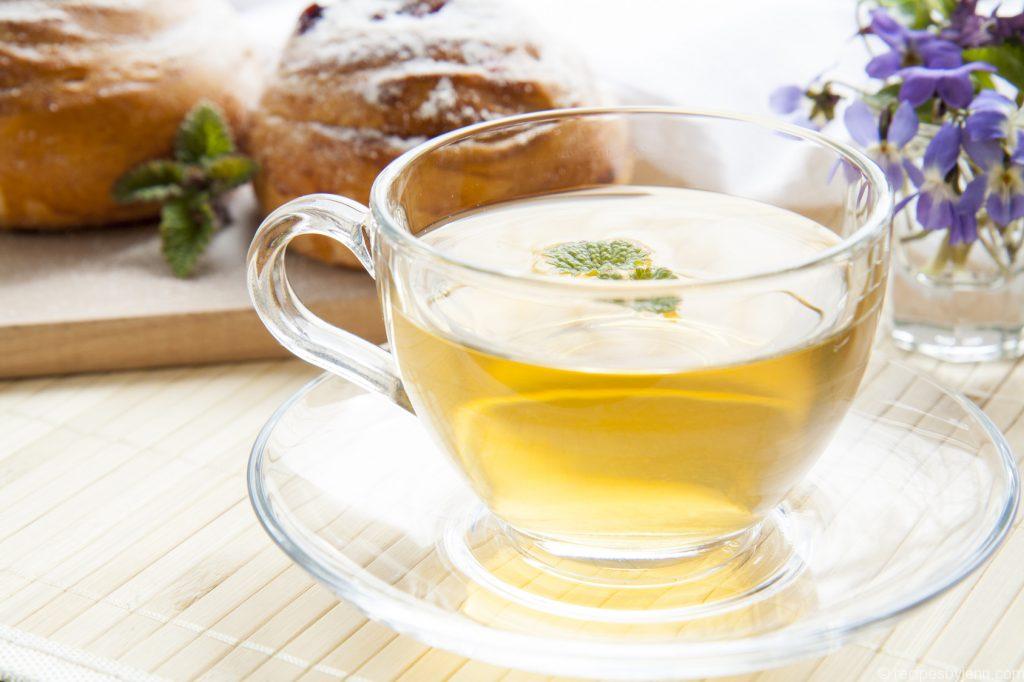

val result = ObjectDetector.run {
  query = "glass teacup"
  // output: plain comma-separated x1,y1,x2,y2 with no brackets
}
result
247,107,892,565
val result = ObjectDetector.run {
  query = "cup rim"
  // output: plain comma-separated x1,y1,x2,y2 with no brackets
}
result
370,106,893,291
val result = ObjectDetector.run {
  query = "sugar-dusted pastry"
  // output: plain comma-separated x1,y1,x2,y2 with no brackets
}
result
249,0,625,267
0,0,257,229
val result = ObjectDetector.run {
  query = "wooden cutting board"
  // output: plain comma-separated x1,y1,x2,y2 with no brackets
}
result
0,189,384,378
0,0,376,379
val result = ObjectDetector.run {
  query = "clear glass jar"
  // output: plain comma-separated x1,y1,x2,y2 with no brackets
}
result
890,126,1024,362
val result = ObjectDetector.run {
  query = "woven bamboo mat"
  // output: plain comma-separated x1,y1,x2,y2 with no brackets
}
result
0,346,1021,681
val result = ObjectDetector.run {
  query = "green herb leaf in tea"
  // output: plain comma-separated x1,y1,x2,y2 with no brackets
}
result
543,239,650,278
629,296,681,315
541,239,681,315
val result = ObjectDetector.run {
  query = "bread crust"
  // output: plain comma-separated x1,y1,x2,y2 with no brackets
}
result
249,0,623,267
0,0,257,229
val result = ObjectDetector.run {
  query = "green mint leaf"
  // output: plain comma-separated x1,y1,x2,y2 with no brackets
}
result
160,197,217,277
542,239,681,315
964,44,1024,92
112,160,185,204
203,154,259,191
633,265,675,280
175,102,234,163
543,239,650,277
107,102,255,277
630,296,681,315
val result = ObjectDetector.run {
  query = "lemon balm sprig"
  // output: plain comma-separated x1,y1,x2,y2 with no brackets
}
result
541,239,681,314
112,101,258,277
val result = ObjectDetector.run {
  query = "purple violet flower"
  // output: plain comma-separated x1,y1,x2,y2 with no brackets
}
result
768,83,839,130
904,123,962,229
965,91,1021,147
950,176,987,244
897,62,996,109
970,138,1024,227
844,100,919,188
866,9,964,79
769,85,804,115
942,0,998,48
964,118,1024,228
995,13,1024,44
985,163,1024,227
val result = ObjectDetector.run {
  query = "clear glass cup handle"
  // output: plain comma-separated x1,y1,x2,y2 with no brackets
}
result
246,193,411,410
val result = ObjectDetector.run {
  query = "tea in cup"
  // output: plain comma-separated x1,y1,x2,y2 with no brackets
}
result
248,108,891,563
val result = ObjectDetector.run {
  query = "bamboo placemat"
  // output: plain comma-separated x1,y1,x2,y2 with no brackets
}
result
0,346,1021,682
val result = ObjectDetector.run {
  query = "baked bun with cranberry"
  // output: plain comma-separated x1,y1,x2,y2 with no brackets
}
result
249,0,626,267
0,0,256,229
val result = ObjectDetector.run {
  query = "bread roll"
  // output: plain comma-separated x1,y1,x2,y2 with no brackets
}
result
0,0,257,229
250,0,626,267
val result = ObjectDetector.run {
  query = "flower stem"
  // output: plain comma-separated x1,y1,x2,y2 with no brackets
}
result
978,224,1012,276
951,242,973,270
900,230,933,243
924,234,954,277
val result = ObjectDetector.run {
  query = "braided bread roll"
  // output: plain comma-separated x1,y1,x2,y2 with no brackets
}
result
0,0,256,229
250,0,627,267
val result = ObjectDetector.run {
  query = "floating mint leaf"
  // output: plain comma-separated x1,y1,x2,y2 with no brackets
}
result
625,264,679,314
543,239,650,277
542,239,681,315
630,296,681,315
112,160,185,203
175,102,234,163
633,265,675,280
160,198,217,278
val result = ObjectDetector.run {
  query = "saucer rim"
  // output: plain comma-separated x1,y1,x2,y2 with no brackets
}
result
247,358,1020,677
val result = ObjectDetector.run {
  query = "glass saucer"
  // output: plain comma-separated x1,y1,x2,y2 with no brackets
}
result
247,357,1019,680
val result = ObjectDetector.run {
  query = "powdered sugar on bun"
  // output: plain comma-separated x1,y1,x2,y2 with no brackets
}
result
0,0,256,115
249,0,617,268
259,0,603,141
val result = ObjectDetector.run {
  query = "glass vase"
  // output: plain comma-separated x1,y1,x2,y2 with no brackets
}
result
890,129,1024,363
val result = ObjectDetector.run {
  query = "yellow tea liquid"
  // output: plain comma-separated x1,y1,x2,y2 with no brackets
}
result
391,187,883,548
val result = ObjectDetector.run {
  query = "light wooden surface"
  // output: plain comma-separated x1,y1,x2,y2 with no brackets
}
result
0,190,384,379
0,342,1021,681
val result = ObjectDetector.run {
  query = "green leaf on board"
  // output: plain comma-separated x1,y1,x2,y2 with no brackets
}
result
111,100,255,277
112,160,186,204
174,102,234,163
203,154,259,191
160,198,218,278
